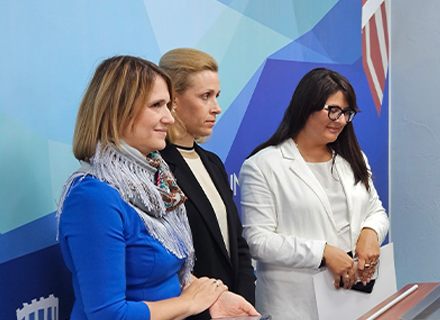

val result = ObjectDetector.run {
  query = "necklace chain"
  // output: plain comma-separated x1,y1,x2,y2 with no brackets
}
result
294,139,333,163
295,141,310,162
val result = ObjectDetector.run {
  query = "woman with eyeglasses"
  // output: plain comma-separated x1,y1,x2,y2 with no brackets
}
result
239,68,389,320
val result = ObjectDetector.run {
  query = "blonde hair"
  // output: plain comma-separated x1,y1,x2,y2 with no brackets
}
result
73,55,173,161
159,48,218,143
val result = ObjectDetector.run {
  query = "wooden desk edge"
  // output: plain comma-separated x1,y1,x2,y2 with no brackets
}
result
357,282,440,320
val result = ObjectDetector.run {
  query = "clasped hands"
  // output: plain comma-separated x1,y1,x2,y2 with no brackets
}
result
324,228,380,289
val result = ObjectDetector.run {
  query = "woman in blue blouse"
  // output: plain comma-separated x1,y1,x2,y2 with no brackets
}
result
57,55,258,320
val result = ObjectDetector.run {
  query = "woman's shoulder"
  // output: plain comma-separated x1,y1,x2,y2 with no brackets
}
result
335,149,370,168
61,175,126,216
58,176,137,243
195,144,224,164
68,175,119,198
244,144,283,166
194,143,216,156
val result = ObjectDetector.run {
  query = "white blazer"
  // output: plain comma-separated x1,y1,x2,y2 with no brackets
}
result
239,139,389,320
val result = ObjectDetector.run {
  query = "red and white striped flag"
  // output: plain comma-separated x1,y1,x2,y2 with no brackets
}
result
362,0,389,116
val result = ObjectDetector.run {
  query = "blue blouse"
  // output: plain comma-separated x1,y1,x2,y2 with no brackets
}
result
59,176,184,320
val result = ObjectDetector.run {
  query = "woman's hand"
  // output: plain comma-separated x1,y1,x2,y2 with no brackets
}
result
209,291,260,319
323,244,357,289
355,228,380,285
180,277,228,316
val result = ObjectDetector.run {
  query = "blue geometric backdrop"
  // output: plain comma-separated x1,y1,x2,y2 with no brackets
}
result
0,1,388,319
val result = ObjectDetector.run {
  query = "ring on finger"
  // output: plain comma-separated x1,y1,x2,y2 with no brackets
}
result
364,263,371,268
213,280,219,287
371,262,377,266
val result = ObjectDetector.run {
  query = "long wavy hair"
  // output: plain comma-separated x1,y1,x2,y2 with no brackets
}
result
249,68,371,190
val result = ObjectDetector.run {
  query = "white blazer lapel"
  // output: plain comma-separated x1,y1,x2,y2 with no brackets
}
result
280,140,337,229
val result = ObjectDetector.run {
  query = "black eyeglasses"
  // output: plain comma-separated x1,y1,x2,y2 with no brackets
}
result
323,105,357,123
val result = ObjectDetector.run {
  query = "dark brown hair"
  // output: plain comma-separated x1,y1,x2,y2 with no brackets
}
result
249,68,370,190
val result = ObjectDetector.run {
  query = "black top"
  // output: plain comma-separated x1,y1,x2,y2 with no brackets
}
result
161,142,256,320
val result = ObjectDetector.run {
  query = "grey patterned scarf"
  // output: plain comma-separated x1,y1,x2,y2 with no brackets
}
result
57,141,194,284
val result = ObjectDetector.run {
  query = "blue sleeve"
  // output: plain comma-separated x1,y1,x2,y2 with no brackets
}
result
60,178,150,320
